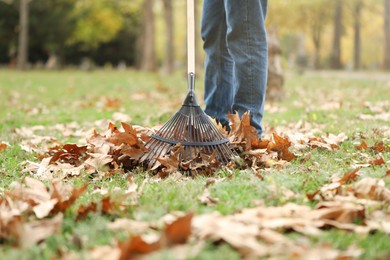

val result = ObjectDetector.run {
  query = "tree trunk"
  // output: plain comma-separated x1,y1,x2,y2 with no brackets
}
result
330,0,343,69
162,0,174,74
140,0,156,72
312,22,322,69
266,27,284,101
384,0,390,70
353,0,361,70
17,0,29,70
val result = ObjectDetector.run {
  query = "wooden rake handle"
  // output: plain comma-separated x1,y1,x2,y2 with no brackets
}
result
187,0,195,74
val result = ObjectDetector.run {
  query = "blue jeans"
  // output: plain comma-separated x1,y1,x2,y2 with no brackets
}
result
201,0,268,137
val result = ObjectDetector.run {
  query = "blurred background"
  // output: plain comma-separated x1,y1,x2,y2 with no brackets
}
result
0,0,389,74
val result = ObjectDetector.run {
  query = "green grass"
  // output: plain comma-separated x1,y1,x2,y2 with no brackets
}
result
0,69,390,259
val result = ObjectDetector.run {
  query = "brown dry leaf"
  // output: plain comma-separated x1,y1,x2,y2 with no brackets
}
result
86,129,111,154
371,141,390,153
6,177,51,204
313,201,365,224
339,167,361,185
107,122,138,146
297,245,362,260
308,133,347,151
107,219,151,234
49,144,88,166
57,163,85,178
0,142,7,152
257,228,294,246
51,183,88,214
197,189,219,206
21,157,52,178
227,112,260,151
84,153,113,172
352,177,390,202
121,145,147,161
118,235,161,260
366,210,390,234
163,212,193,246
104,97,121,109
267,133,291,152
355,140,368,150
308,137,334,151
19,213,63,248
267,133,296,162
156,145,181,176
77,178,142,219
32,199,58,219
359,112,390,121
386,169,390,177
227,112,241,136
193,213,268,258
75,202,97,221
89,245,121,260
307,168,361,201
322,133,348,148
368,156,386,166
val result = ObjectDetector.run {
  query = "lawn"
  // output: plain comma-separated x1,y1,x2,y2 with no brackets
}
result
0,69,389,259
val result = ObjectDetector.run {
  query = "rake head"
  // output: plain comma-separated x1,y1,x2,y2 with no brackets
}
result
141,73,235,170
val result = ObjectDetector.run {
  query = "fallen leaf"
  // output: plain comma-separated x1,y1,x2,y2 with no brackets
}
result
267,133,296,161
32,199,58,219
107,218,150,234
227,112,260,151
313,201,365,224
339,167,361,185
51,183,88,214
104,97,121,109
163,212,193,245
84,153,113,172
49,144,88,165
107,122,138,146
0,142,7,151
19,213,63,248
352,177,390,202
76,202,97,221
118,235,161,260
368,156,386,166
90,245,121,260
197,189,219,206
371,142,390,153
355,140,368,150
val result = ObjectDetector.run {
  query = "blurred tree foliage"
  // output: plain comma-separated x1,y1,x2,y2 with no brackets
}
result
0,0,141,66
0,0,387,70
267,0,384,70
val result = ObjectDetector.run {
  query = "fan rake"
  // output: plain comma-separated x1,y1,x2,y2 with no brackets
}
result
141,73,236,170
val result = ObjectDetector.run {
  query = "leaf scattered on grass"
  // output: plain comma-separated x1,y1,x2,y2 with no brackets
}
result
0,142,7,152
0,177,86,247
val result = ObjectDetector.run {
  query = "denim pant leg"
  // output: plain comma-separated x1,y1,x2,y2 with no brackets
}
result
225,0,268,137
201,0,234,128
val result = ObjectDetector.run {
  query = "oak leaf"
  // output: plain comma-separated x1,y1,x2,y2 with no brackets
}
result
107,122,138,146
267,133,296,162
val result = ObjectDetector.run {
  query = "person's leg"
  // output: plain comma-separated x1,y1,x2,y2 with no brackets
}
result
224,0,268,137
201,0,234,129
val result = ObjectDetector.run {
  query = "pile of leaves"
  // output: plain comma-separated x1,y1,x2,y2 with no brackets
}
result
19,112,349,179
